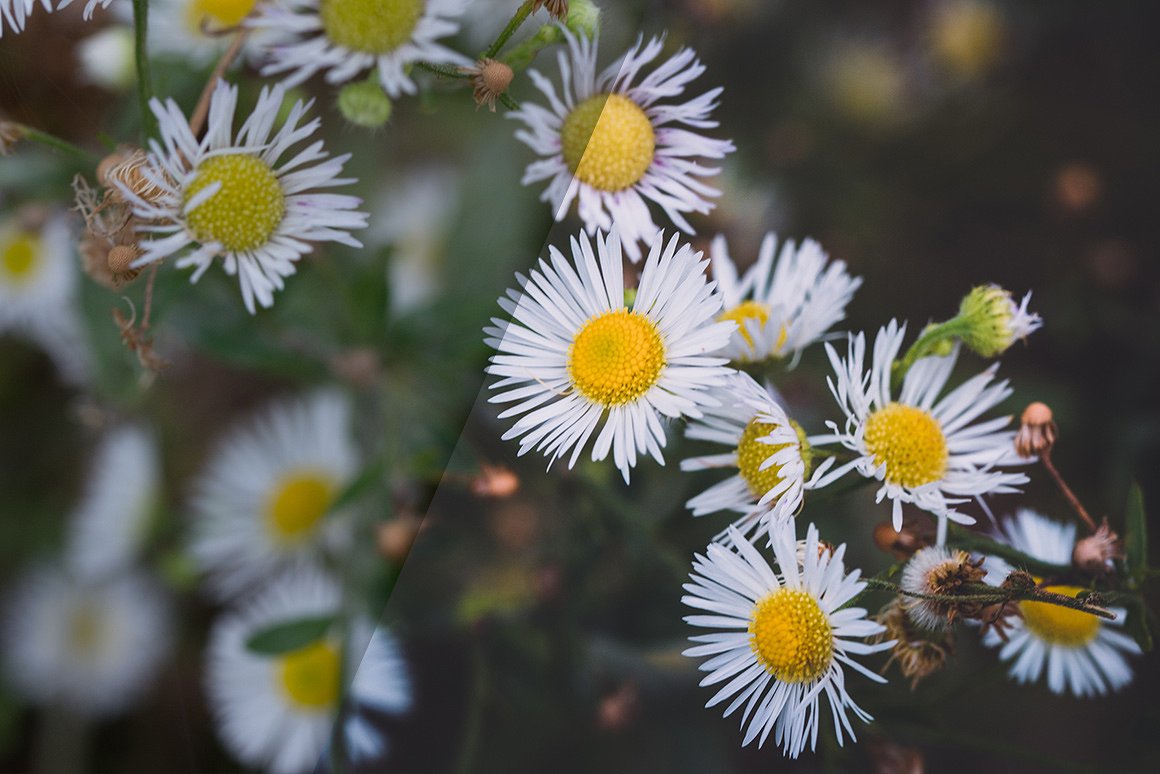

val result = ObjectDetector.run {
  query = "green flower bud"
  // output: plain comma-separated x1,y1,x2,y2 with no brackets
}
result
565,0,601,38
338,80,393,129
956,284,1041,358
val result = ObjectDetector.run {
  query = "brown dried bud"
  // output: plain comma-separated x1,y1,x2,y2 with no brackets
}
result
328,348,383,388
532,0,569,20
596,682,638,732
0,120,24,156
377,514,422,562
1001,569,1036,592
874,598,953,689
1072,517,1122,577
464,58,514,112
1014,401,1056,458
900,547,988,629
471,463,520,499
872,519,933,560
867,737,925,774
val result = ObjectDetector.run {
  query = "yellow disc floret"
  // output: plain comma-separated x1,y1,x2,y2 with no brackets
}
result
278,641,341,709
736,418,810,500
265,471,337,544
863,402,948,488
749,589,833,683
568,309,665,407
1020,584,1101,647
560,93,656,192
718,300,770,351
0,231,40,284
320,0,424,54
186,0,258,29
184,154,285,252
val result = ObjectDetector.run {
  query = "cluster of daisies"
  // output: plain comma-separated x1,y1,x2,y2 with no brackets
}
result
481,17,1142,758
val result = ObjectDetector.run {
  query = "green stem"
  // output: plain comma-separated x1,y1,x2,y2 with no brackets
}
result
484,0,535,59
9,124,98,162
502,25,563,71
861,577,1115,619
891,318,970,389
131,0,157,140
454,641,487,774
498,92,521,111
946,524,1072,578
415,61,471,80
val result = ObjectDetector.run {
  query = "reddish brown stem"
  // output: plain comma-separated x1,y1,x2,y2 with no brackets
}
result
141,263,158,331
1040,450,1097,533
189,31,251,137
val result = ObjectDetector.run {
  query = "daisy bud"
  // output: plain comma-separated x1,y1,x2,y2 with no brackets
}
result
900,546,988,630
874,598,954,689
337,79,393,129
564,0,600,37
1072,518,1122,576
956,283,1042,358
1014,400,1056,458
464,58,513,112
532,0,569,20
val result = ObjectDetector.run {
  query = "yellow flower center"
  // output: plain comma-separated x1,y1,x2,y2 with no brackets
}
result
0,231,40,284
186,0,258,30
749,589,833,683
863,402,948,488
278,641,341,709
265,471,337,545
184,154,285,252
736,418,810,500
560,93,656,192
568,309,666,407
1020,584,1101,647
67,605,106,659
718,300,770,351
320,0,425,54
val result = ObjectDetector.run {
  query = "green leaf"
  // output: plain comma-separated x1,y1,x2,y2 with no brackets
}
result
1123,595,1153,652
1124,481,1147,586
245,615,335,656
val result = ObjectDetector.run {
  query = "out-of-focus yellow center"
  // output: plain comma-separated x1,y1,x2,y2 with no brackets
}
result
186,0,258,30
568,309,665,407
863,403,948,488
265,471,337,544
1020,584,1101,647
736,418,811,501
67,605,106,658
320,0,424,54
561,94,656,192
184,154,285,252
749,589,833,683
278,641,341,709
0,232,40,284
718,300,770,351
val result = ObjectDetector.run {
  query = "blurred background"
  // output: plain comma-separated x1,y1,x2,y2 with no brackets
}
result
1,0,1158,771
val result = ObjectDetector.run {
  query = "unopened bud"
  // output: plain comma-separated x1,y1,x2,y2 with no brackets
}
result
377,515,421,562
1014,401,1056,458
565,0,600,37
338,80,393,129
956,284,1042,358
107,244,140,275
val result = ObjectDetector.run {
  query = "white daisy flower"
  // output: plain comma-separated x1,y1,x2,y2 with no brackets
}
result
66,0,112,19
1,0,44,37
205,570,411,774
510,29,735,261
251,0,470,98
681,371,811,543
484,228,736,483
65,425,160,580
710,232,862,363
2,565,171,717
814,320,1029,544
113,80,367,313
107,0,267,66
982,509,1139,697
682,522,890,758
188,391,358,600
0,211,90,383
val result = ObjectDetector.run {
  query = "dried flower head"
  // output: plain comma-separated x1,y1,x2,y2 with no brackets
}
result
73,173,142,289
464,58,513,112
532,0,569,20
874,598,953,689
900,546,987,630
1072,517,1122,576
1014,401,1056,458
98,147,168,208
